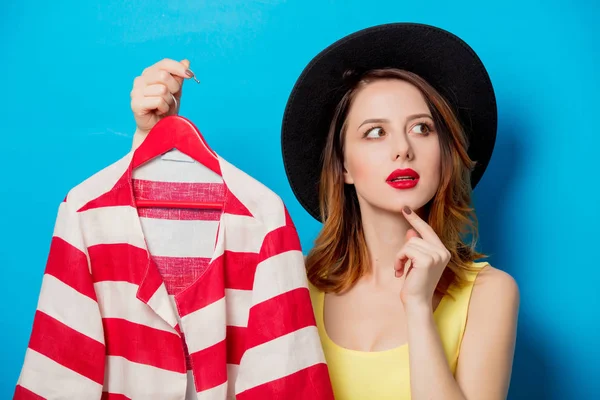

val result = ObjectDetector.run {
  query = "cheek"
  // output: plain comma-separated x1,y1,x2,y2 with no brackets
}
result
427,144,442,183
413,138,442,188
344,146,382,183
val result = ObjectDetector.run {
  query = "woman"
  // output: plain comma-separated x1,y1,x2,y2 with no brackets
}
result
130,23,519,399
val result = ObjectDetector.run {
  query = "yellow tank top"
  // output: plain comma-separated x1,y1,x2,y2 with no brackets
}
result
308,262,488,400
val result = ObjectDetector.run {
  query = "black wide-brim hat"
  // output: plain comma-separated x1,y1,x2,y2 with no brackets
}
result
281,22,497,222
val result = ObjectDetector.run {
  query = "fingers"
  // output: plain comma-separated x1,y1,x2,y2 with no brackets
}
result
406,237,450,266
145,58,193,80
131,58,191,116
134,58,194,96
142,68,182,95
132,94,175,117
394,243,430,277
394,259,412,278
405,237,432,254
130,58,194,134
142,83,171,97
402,207,443,246
148,96,172,116
394,235,451,279
179,59,198,84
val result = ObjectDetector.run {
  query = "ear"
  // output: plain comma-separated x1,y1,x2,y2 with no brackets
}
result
343,162,354,184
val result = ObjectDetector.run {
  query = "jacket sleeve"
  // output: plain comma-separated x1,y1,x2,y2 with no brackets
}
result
234,213,334,400
14,200,105,399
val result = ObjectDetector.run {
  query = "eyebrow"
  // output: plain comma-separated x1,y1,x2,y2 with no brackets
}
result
357,113,434,129
406,113,434,121
358,118,389,128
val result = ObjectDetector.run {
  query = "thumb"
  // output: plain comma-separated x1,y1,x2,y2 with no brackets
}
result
172,59,191,100
173,59,191,87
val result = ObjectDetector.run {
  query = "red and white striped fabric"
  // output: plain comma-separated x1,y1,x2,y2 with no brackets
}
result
14,150,334,400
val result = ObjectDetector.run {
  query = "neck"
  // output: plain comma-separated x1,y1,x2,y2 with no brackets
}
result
360,204,414,287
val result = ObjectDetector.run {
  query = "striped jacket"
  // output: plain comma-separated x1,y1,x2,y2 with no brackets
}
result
14,151,334,399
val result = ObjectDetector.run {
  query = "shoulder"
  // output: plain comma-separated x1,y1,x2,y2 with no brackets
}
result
473,264,519,302
454,265,519,395
66,152,133,210
219,156,290,230
468,264,520,325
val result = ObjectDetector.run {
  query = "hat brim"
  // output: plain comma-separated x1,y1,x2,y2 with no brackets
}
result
281,22,497,222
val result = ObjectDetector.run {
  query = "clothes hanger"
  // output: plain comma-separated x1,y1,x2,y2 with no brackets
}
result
131,115,223,210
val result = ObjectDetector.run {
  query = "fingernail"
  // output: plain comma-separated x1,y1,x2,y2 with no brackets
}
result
185,69,194,77
403,206,412,214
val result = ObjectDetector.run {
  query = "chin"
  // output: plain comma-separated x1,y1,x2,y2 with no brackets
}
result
382,194,434,214
369,201,421,215
356,186,436,215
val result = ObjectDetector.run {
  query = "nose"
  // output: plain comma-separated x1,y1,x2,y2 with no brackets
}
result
392,132,412,161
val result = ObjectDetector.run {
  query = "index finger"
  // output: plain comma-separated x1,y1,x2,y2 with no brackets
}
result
401,206,443,245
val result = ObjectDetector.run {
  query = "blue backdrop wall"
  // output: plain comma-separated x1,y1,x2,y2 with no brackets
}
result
2,1,598,398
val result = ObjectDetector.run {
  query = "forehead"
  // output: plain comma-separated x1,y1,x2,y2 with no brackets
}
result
348,79,430,119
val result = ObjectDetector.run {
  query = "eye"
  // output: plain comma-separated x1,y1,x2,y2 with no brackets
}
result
411,123,432,135
364,126,386,139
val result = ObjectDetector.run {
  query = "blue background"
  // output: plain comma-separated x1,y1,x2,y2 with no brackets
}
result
1,1,598,398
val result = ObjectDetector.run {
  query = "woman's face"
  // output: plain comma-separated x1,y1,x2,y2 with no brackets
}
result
342,79,442,215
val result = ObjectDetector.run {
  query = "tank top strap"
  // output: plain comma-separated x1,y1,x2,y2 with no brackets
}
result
308,282,325,324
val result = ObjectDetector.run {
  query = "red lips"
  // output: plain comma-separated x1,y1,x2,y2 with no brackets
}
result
386,168,420,189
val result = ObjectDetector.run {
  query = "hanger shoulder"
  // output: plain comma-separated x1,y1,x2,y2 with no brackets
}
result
132,115,221,176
